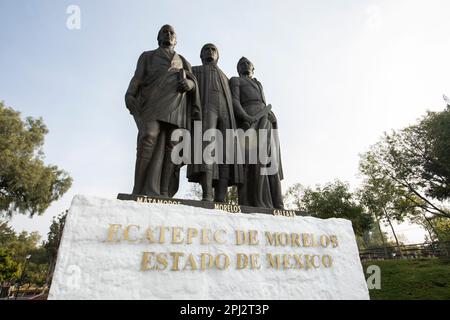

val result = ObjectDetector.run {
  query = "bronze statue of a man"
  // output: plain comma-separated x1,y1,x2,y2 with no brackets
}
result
230,57,284,209
187,44,243,201
125,25,201,197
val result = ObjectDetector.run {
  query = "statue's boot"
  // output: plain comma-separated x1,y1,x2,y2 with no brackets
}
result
214,178,228,203
201,168,214,202
160,149,175,198
133,130,161,197
132,155,151,195
237,166,250,206
269,174,284,209
251,164,270,208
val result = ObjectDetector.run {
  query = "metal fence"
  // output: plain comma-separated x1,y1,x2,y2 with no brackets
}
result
0,284,48,300
359,241,450,262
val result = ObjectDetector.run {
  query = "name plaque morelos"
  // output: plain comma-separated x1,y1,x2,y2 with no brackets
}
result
117,193,303,217
48,195,369,300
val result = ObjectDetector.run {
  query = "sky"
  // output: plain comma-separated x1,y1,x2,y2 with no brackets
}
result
1,0,449,244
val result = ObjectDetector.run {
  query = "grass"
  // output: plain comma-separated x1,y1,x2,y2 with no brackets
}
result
362,258,450,300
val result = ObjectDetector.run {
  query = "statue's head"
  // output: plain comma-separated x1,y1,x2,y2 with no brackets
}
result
157,24,177,48
200,43,219,64
237,57,254,77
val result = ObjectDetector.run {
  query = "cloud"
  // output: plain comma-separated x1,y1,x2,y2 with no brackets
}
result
366,4,383,31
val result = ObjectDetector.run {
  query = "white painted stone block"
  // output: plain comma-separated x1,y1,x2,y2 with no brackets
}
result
48,195,369,300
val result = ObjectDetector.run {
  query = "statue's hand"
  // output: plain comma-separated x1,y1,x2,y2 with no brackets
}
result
242,121,251,130
247,115,258,124
177,79,194,93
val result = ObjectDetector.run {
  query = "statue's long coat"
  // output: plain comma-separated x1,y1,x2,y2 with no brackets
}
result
126,47,201,130
230,76,284,208
187,64,243,186
126,47,201,196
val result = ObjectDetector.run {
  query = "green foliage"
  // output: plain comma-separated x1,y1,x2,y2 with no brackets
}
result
41,211,67,286
0,210,71,287
358,106,450,219
0,220,49,286
0,248,20,283
0,220,16,245
44,211,67,266
283,183,304,211
433,217,450,242
359,152,421,224
0,101,72,217
224,186,238,204
419,109,450,201
10,231,41,264
284,181,373,236
189,184,202,201
189,184,239,204
357,223,394,250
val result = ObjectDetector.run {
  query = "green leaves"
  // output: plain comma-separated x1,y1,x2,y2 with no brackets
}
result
0,102,72,217
359,105,450,219
0,248,20,283
284,181,373,236
0,220,48,285
419,110,450,201
43,211,67,265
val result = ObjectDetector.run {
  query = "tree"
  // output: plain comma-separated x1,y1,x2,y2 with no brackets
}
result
13,231,42,260
224,186,238,204
0,220,16,246
359,150,425,257
283,183,305,211
188,183,202,200
408,212,441,243
418,106,450,201
188,184,239,204
417,216,450,252
433,217,450,243
362,105,450,219
43,211,67,284
357,223,394,250
0,101,72,217
0,220,49,288
284,181,373,236
0,248,20,284
435,217,450,256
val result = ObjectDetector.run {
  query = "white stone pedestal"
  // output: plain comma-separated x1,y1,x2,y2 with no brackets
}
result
48,195,369,300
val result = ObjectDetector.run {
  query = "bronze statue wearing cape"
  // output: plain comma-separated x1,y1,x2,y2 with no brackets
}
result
187,44,244,201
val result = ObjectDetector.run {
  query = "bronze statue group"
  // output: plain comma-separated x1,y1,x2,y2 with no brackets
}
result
125,25,284,209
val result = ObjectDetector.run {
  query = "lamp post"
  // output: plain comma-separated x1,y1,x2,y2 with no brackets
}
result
14,254,31,300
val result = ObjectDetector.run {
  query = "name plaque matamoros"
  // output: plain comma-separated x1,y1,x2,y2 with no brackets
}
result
48,195,369,300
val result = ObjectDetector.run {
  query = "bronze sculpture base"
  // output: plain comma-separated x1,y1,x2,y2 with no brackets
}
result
117,193,307,217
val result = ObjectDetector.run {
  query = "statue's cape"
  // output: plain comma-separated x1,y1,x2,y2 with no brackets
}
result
168,55,201,197
191,64,237,130
187,64,244,186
